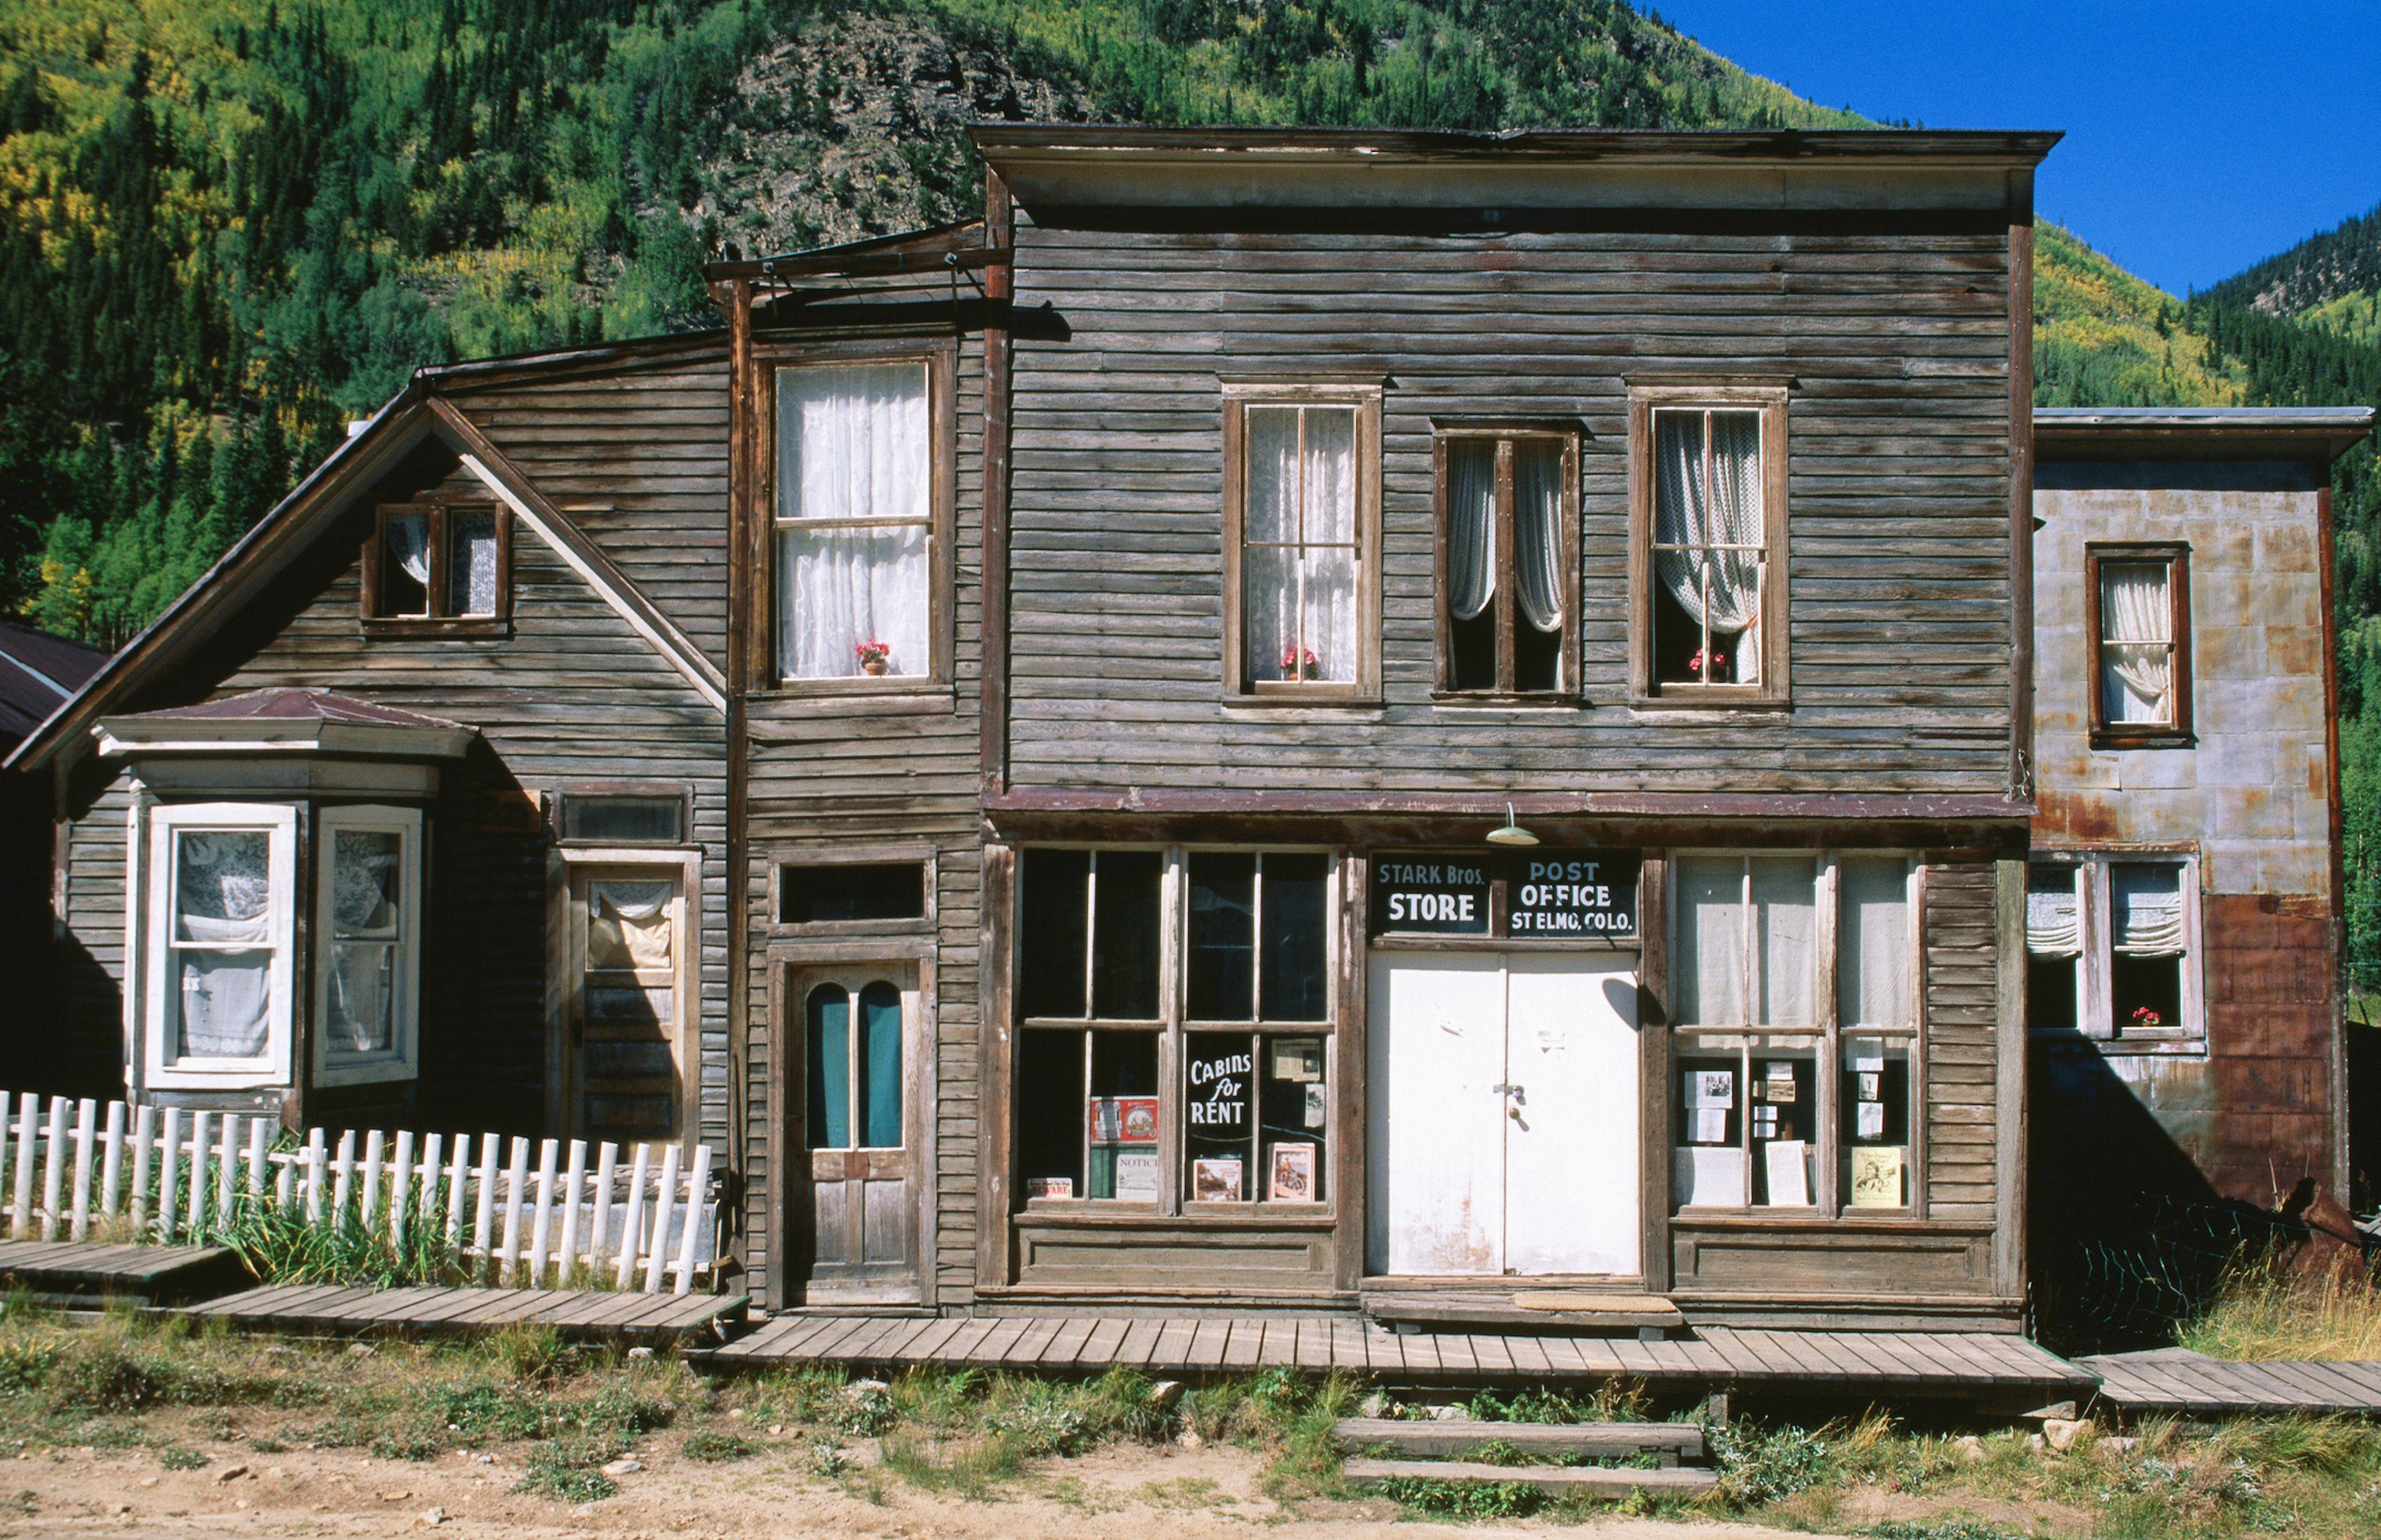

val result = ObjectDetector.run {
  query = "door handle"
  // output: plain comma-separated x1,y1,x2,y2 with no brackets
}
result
1491,1082,1525,1100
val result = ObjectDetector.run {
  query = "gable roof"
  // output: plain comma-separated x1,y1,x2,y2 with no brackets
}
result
0,620,108,745
6,332,730,775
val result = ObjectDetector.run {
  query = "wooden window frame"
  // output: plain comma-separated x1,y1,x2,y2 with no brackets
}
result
549,781,693,848
1666,852,1923,1220
1626,383,1790,707
756,340,957,697
311,803,425,1088
360,498,512,637
2025,849,2203,1050
1014,845,1342,1218
769,843,939,938
1220,382,1384,705
2085,542,2193,748
1431,424,1582,702
138,800,299,1091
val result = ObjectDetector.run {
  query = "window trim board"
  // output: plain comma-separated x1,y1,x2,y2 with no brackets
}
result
2084,541,2194,748
1431,426,1582,701
360,500,513,637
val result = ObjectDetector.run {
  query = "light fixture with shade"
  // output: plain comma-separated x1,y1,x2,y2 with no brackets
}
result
1485,802,1538,847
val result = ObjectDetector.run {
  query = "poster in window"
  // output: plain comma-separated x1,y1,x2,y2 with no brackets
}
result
1114,1151,1160,1201
1850,1146,1906,1208
1186,1046,1253,1136
1087,1096,1162,1144
1026,1176,1074,1200
1192,1157,1244,1203
1268,1143,1318,1201
1270,1038,1323,1082
1684,1069,1733,1109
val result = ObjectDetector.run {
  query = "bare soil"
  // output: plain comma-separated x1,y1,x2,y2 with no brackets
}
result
0,1418,1829,1539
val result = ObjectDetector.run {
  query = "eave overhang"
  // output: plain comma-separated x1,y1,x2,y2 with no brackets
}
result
2034,406,2375,466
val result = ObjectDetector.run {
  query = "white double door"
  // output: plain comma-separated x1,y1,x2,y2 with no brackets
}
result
1366,953,1641,1277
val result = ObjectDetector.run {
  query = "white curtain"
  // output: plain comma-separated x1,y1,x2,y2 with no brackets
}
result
326,830,402,1055
2099,562,2173,724
1654,410,1764,683
2026,867,2082,955
1244,405,1357,683
590,882,675,973
1677,857,1747,1026
451,511,499,617
173,831,273,1058
776,363,930,678
1751,857,1817,1027
1512,440,1564,633
1446,441,1495,622
1675,857,1814,1026
383,512,430,616
1836,858,1910,1029
2113,864,2185,954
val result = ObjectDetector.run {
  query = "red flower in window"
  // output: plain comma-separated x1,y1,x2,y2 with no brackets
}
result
854,639,892,675
1279,645,1319,680
1688,647,1729,681
2130,1004,2163,1028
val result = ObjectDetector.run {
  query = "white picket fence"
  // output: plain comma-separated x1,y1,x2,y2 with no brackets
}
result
0,1089,718,1295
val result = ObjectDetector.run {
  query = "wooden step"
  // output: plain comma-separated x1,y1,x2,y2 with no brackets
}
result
1361,1289,1687,1334
1344,1456,1719,1496
1336,1417,1704,1463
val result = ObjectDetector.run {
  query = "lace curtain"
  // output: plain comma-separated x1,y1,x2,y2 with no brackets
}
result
1243,405,1357,683
450,511,499,617
589,882,675,973
326,830,402,1055
1513,440,1563,633
2026,867,2082,955
172,831,273,1058
2113,864,2185,954
1446,442,1495,622
1654,410,1764,683
2099,562,2173,724
1675,856,1817,1027
382,512,430,616
775,363,930,678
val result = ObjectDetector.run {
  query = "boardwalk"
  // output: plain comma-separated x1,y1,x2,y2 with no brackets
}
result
2080,1348,2381,1417
184,1283,749,1343
0,1239,243,1305
693,1313,2094,1401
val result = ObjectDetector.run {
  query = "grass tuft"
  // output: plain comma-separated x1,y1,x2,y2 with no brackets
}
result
680,1429,756,1462
2182,1260,2381,1361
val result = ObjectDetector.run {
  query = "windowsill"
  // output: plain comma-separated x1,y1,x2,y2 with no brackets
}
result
766,674,949,697
1429,691,1580,709
2031,1029,2206,1055
2091,729,2195,750
1629,689,1790,713
360,616,511,640
1223,689,1381,711
1020,1201,1336,1225
314,1060,420,1088
1672,1210,1967,1229
768,916,936,939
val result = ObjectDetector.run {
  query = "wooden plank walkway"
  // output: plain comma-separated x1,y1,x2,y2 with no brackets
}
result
2080,1348,2381,1416
184,1284,750,1343
694,1314,2094,1397
0,1240,246,1304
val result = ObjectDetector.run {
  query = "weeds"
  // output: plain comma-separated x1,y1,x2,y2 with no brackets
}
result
1370,1473,1545,1518
155,1446,206,1471
1711,1417,1837,1505
2183,1259,2381,1361
680,1429,756,1462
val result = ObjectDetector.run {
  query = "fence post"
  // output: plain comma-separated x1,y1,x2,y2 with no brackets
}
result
672,1144,712,1296
330,1128,356,1232
556,1140,587,1288
528,1139,558,1288
495,1137,528,1285
416,1133,441,1247
156,1106,182,1243
128,1104,155,1236
274,1140,296,1210
9,1094,36,1239
68,1099,96,1241
642,1143,681,1294
590,1143,619,1284
246,1117,268,1199
444,1133,471,1254
39,1097,68,1241
614,1143,649,1291
304,1130,327,1223
184,1109,211,1241
471,1135,499,1277
100,1101,126,1227
214,1115,238,1226
359,1130,386,1234
387,1130,413,1247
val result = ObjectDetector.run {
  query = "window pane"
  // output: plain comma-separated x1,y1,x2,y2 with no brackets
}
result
1243,541,1293,683
1749,1050,1816,1207
1651,409,1763,686
1841,1037,1910,1208
587,882,673,972
326,829,402,1056
1244,407,1297,545
1018,1029,1086,1197
2114,954,2183,1035
778,522,929,679
1445,440,1496,624
2099,561,2174,724
379,511,430,616
1019,850,1089,1019
561,795,684,845
2026,864,2082,955
858,981,903,1148
2113,864,2186,953
1185,1033,1254,1201
174,831,271,940
1301,539,1357,683
1300,407,1357,546
1836,858,1910,1030
1091,851,1163,1020
1673,1053,1745,1206
779,862,925,925
449,510,499,616
776,363,928,521
1259,854,1329,1021
1675,857,1746,1027
806,985,851,1149
1187,854,1256,1020
2028,954,2079,1033
1512,439,1564,634
1260,1035,1327,1201
1750,857,1817,1027
1088,1032,1159,1200
177,951,272,1058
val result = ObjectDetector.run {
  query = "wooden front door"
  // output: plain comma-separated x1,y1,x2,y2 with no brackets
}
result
794,963,921,1302
565,867,688,1144
1365,952,1640,1277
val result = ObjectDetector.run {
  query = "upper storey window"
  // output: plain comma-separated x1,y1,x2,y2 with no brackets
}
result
1223,384,1381,701
365,503,509,634
2087,544,2191,745
771,355,950,686
1436,429,1578,697
1628,385,1789,705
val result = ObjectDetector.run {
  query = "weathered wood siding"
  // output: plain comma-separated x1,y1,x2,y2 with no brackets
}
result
1004,218,2015,792
740,324,988,1311
1921,857,2001,1221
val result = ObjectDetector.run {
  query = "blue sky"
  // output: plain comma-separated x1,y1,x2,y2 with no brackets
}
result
1659,1,2381,296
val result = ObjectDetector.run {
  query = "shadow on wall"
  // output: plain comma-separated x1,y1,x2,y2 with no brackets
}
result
2029,1041,2259,1353
2352,1019,2381,1214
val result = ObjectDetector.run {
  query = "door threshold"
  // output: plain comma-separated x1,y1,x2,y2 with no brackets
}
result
1361,1282,1685,1337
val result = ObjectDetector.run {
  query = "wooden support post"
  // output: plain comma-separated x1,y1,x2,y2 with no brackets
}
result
556,1140,587,1286
616,1143,650,1291
644,1143,681,1294
673,1144,712,1295
40,1096,66,1241
185,1110,211,1240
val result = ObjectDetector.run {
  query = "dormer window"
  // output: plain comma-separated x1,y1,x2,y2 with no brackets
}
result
364,502,511,635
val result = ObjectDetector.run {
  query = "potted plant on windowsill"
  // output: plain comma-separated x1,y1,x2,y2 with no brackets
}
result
856,639,892,676
1280,645,1320,682
1688,646,1729,683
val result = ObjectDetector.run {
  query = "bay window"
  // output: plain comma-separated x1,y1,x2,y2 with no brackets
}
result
770,352,951,687
1670,854,1917,1214
1017,847,1336,1208
1223,384,1381,700
313,806,423,1086
143,803,298,1087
